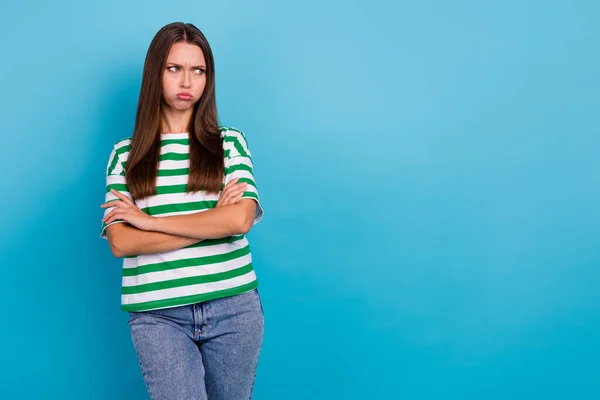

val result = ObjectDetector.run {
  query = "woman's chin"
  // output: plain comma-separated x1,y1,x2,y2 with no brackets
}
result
164,100,196,112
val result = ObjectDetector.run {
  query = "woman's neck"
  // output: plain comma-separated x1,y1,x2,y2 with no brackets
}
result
160,106,193,134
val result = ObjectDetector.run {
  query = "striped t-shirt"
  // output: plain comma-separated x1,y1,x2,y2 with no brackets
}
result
100,127,263,312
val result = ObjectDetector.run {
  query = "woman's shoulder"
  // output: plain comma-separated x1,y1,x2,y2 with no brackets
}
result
106,137,133,168
111,136,133,151
219,126,245,139
219,126,251,158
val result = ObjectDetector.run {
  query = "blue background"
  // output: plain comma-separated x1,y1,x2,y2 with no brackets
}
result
1,0,599,398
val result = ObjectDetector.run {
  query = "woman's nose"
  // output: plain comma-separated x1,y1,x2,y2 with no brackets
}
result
181,72,191,88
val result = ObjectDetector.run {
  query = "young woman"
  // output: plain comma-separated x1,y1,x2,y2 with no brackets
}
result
99,22,265,399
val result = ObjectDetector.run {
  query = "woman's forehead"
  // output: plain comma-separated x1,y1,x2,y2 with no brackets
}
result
166,42,205,64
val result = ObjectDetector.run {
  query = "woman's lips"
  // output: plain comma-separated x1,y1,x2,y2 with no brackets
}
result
176,93,193,100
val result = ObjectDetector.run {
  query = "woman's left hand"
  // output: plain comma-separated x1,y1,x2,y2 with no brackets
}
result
101,189,155,231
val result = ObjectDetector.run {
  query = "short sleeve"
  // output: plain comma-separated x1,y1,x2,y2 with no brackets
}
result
99,140,134,239
223,129,264,225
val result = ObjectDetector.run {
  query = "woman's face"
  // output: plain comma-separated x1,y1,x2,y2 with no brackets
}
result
162,42,207,112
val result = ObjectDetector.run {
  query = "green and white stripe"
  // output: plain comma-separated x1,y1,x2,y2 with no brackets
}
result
100,127,263,312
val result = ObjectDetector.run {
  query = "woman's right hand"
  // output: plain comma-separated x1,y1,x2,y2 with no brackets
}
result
216,178,248,207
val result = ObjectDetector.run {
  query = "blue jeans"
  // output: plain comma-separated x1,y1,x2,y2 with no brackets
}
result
128,288,265,400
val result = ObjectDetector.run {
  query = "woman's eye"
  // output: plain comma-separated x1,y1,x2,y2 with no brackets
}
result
167,66,179,72
195,68,205,74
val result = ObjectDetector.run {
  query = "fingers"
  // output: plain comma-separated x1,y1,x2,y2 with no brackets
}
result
104,207,130,224
109,189,134,204
101,190,135,210
219,193,241,207
220,179,241,199
224,183,248,202
217,181,248,207
100,200,124,209
223,177,240,188
223,183,247,200
102,209,119,224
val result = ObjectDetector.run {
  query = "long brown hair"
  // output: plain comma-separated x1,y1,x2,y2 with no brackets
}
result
126,22,223,200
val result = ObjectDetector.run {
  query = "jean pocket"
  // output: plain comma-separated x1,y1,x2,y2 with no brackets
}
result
255,288,265,316
127,311,138,325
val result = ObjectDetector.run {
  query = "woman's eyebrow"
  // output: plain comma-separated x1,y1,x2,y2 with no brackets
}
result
166,62,206,69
